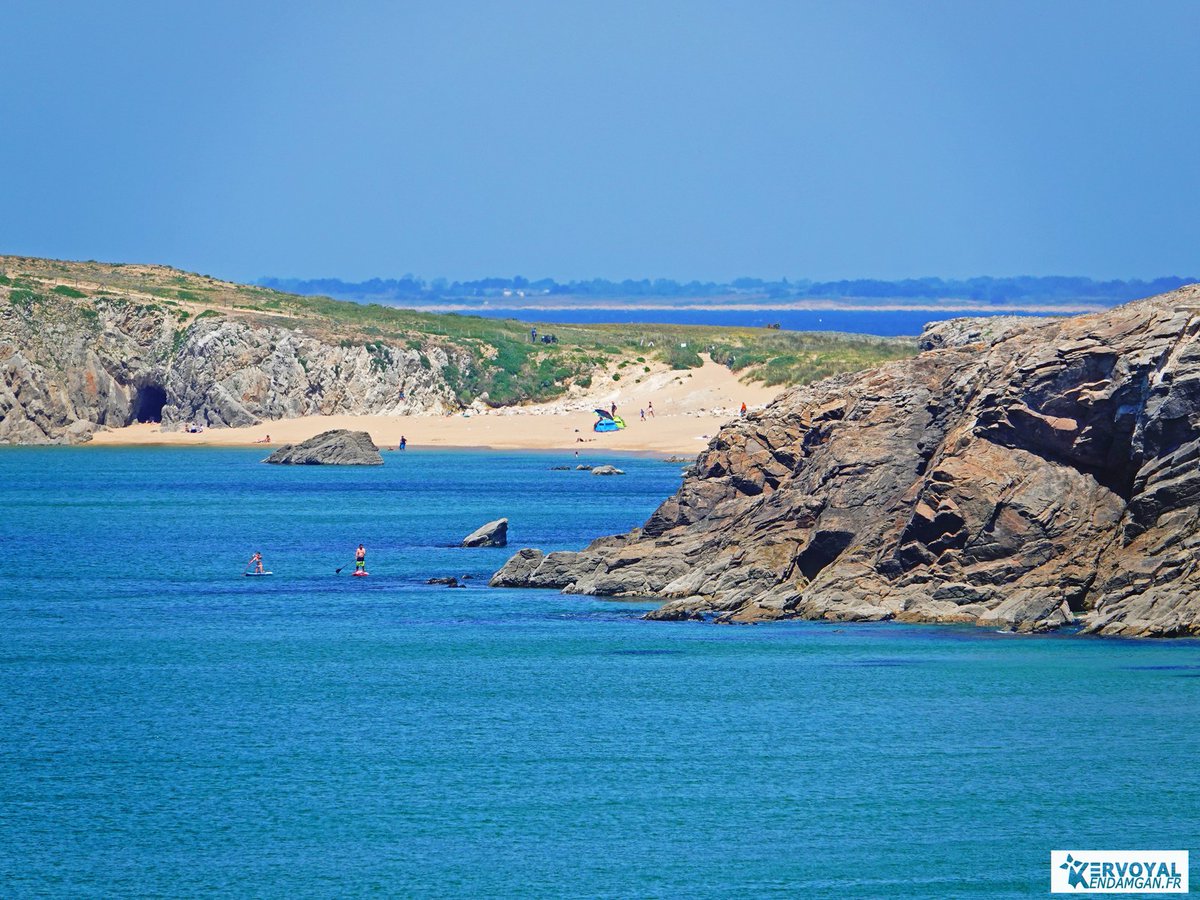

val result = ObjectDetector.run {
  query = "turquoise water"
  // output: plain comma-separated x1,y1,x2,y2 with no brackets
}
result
1,447,1197,897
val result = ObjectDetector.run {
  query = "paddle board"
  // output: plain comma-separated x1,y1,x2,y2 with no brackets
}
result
352,570,370,577
244,572,273,577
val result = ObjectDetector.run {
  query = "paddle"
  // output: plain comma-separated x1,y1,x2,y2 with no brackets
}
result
335,561,355,574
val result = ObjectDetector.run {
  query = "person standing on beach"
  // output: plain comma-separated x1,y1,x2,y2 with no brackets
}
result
611,401,617,416
640,408,645,421
740,401,747,416
355,544,367,573
399,435,407,450
647,401,654,417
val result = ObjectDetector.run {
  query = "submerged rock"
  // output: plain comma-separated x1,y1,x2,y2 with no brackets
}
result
263,429,383,465
462,518,508,548
492,287,1200,638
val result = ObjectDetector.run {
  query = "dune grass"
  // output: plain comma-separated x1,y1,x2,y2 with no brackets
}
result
0,255,916,405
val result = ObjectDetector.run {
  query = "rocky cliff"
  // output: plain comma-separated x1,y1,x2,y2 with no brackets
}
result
492,287,1200,637
0,293,464,443
1,256,918,444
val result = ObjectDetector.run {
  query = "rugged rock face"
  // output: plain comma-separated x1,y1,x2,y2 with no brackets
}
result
264,429,383,465
917,315,1049,351
0,296,175,443
462,518,509,547
0,294,466,443
492,287,1200,637
163,318,461,428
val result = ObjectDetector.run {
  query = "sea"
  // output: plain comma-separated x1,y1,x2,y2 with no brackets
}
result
417,307,1066,336
1,447,1197,897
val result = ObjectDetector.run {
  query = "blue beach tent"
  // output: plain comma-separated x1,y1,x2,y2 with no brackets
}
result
593,409,627,433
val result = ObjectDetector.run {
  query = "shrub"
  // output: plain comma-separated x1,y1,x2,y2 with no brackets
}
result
665,344,703,369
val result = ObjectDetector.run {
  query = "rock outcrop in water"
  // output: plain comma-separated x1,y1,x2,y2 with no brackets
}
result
461,518,508,547
0,294,466,443
263,429,383,465
493,287,1200,637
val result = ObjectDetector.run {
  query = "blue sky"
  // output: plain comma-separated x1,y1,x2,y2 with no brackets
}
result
1,0,1196,282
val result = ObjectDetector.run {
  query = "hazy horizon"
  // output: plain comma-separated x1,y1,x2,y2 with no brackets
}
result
2,1,1198,284
257,272,1196,305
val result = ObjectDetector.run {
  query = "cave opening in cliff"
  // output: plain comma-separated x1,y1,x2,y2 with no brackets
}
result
132,384,167,423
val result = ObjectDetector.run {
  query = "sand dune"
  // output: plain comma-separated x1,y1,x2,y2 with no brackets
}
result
89,358,784,455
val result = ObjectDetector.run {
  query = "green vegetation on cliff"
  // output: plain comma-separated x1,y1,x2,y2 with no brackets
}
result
0,255,914,406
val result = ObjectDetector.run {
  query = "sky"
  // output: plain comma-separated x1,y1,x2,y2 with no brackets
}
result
1,0,1197,283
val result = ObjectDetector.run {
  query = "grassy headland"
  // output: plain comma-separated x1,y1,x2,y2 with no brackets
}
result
0,255,915,406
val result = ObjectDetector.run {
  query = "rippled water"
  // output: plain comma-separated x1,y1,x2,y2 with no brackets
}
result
1,448,1196,897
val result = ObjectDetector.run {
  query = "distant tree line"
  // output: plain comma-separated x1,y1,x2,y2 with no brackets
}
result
257,274,1196,306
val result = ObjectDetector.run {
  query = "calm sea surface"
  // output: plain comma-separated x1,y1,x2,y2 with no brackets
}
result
0,448,1196,897
417,307,1063,336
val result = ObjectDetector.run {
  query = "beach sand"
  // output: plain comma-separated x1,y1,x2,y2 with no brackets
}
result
88,358,784,455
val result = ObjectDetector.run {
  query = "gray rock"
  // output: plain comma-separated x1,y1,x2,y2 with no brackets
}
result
591,465,625,476
575,464,593,470
489,548,545,586
462,518,508,547
917,316,1046,351
263,429,382,465
0,291,468,444
493,285,1200,638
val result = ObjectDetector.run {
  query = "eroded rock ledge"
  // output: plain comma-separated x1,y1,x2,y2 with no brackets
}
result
492,287,1200,638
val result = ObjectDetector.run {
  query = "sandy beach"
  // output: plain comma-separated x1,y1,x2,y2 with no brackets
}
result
88,358,784,454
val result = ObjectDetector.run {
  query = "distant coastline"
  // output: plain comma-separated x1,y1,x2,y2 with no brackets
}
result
367,303,1071,339
401,300,1100,314
260,273,1194,311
